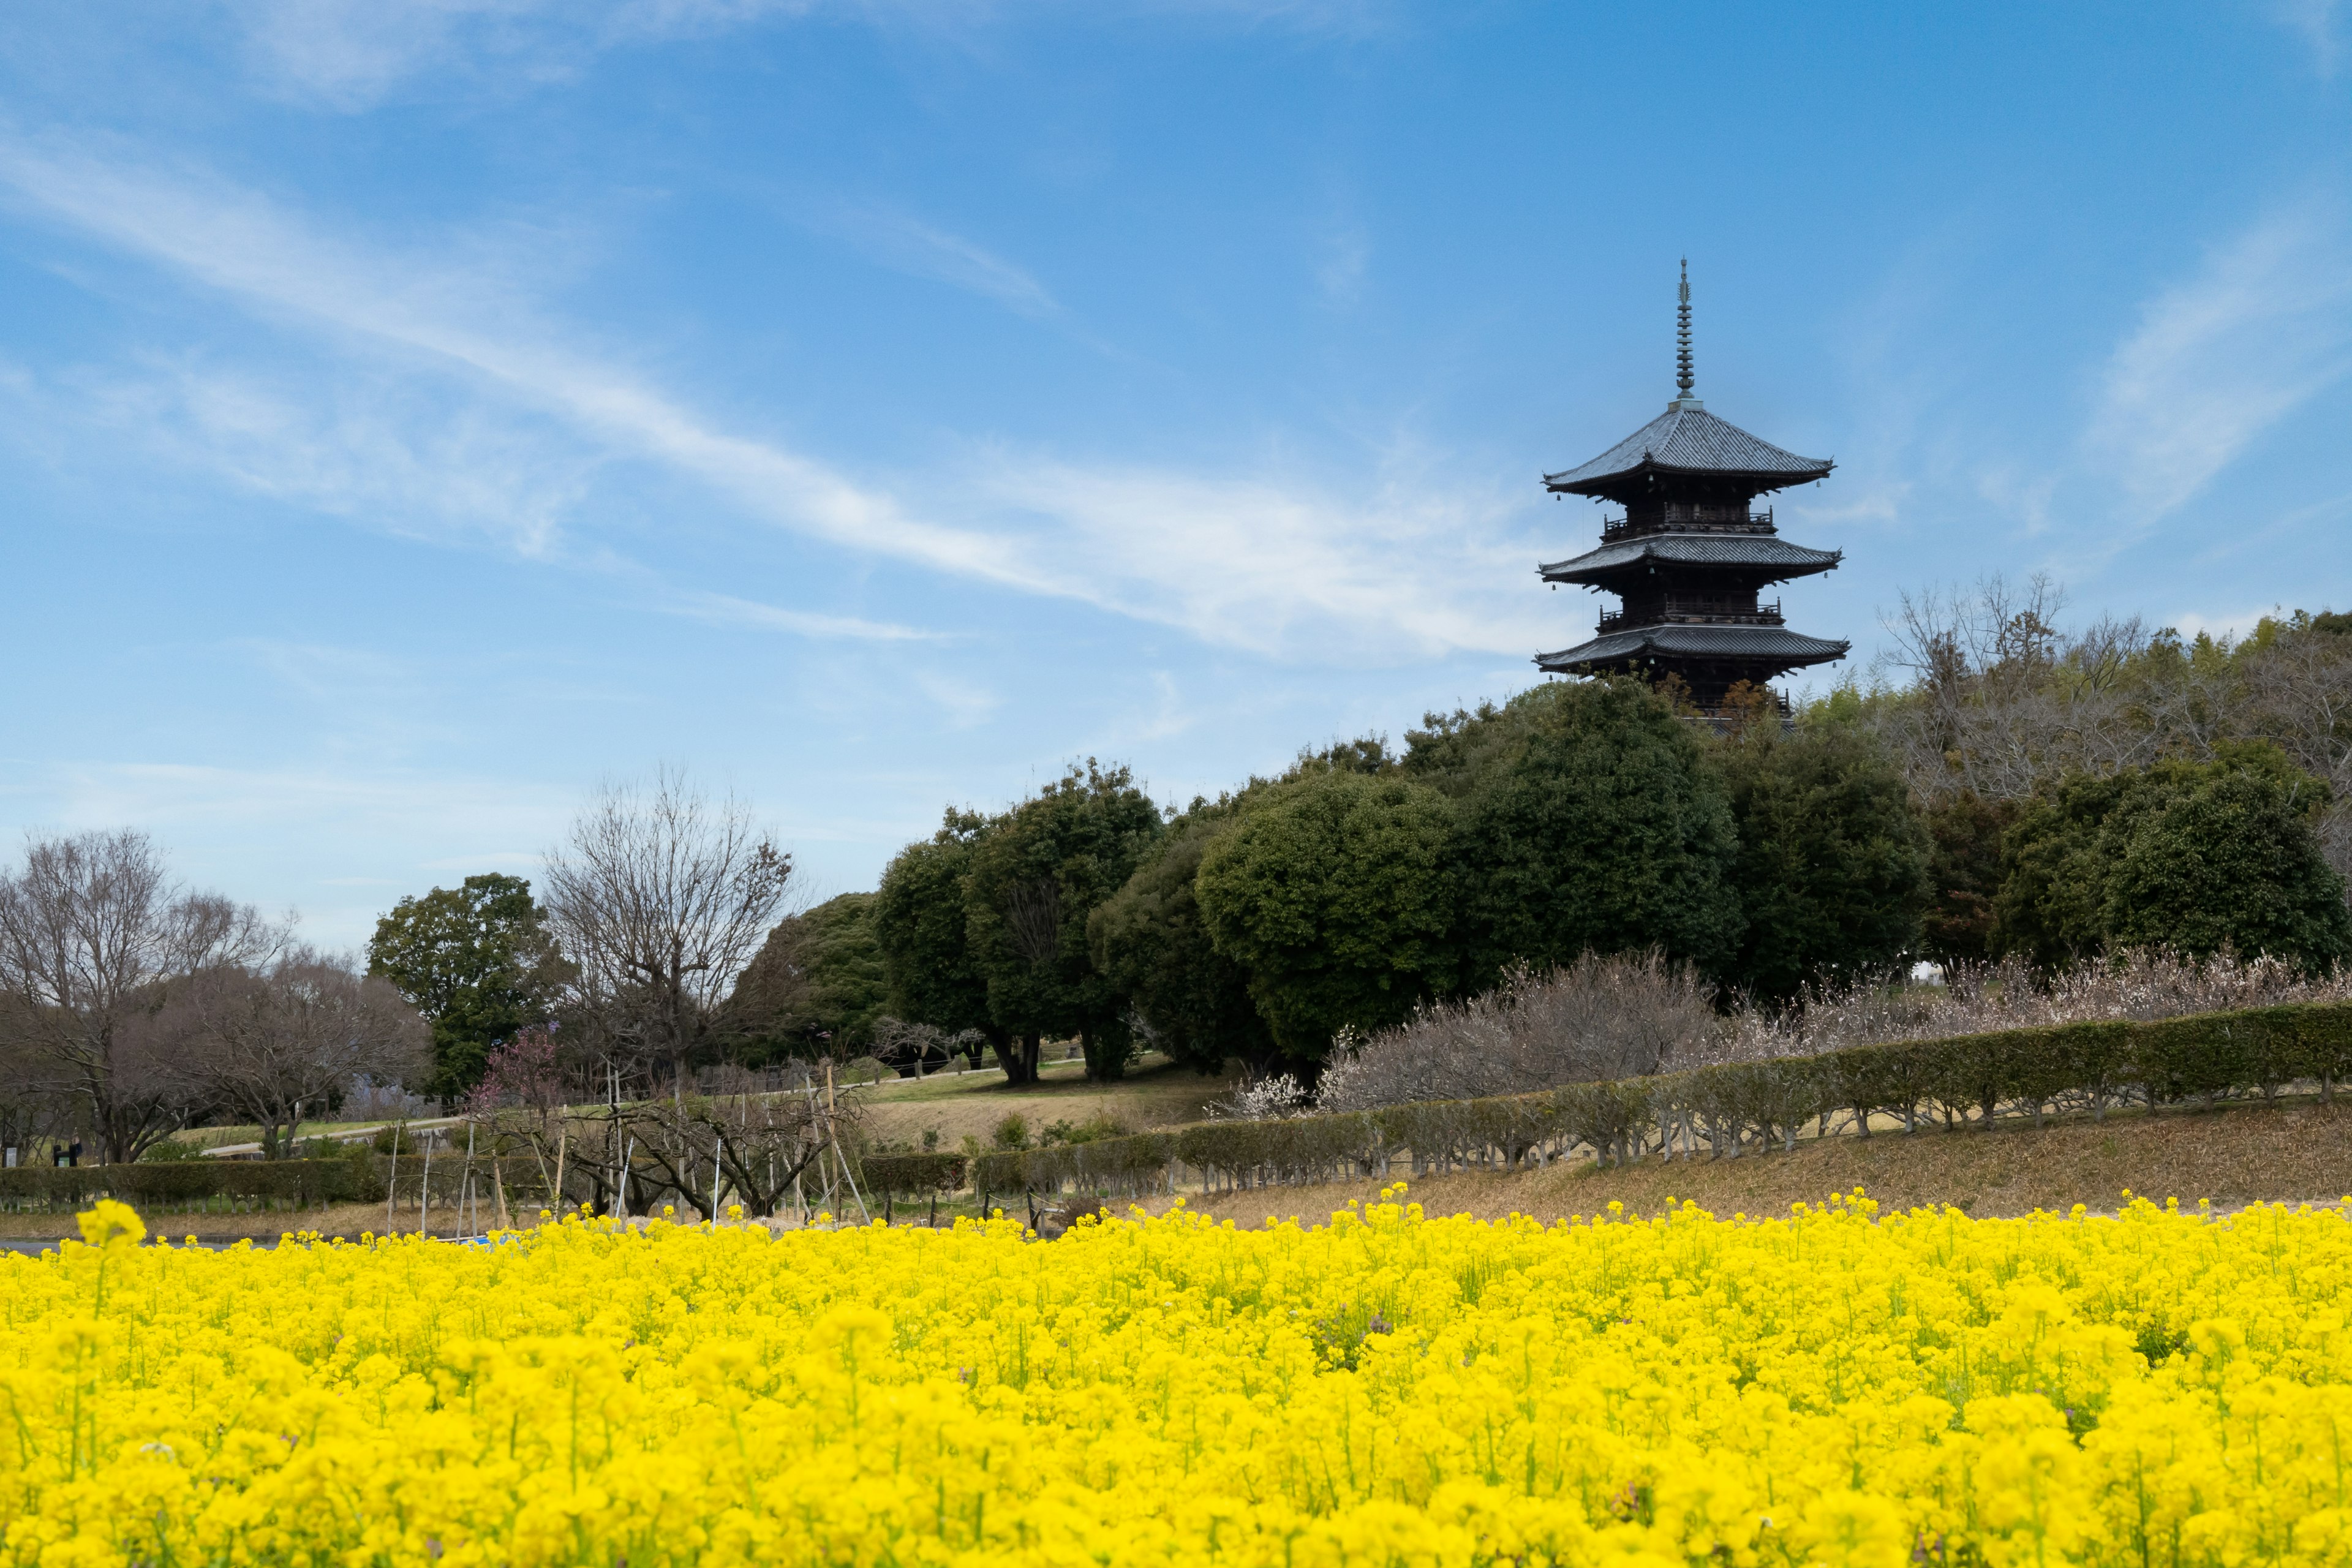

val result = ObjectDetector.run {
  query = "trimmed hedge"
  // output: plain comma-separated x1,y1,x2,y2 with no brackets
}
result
971,1000,2352,1196
859,1153,969,1196
0,1158,374,1213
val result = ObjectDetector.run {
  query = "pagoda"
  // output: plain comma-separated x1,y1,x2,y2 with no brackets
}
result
1534,265,1849,709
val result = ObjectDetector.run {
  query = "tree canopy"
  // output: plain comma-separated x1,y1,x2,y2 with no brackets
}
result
1713,720,1932,1001
873,810,1002,1065
1088,808,1275,1076
1409,680,1744,992
724,892,889,1061
1194,767,1455,1063
1993,746,2352,971
963,761,1164,1081
366,872,562,1100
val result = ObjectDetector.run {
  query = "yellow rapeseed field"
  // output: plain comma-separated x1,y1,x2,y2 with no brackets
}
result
10,1186,2352,1567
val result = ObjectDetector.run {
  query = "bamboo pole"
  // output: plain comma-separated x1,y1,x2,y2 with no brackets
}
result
418,1132,434,1237
552,1120,568,1220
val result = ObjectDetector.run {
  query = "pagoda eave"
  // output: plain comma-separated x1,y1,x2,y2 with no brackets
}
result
1537,532,1842,585
1534,624,1850,679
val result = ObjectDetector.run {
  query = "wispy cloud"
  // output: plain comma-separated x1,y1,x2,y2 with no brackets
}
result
0,131,1551,663
814,204,1059,317
967,450,1551,658
224,0,838,111
2086,199,2352,516
1315,217,1370,307
666,589,943,642
222,0,1384,111
2269,0,2346,75
0,132,1038,582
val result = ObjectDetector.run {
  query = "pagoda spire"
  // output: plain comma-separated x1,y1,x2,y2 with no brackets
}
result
1675,259,1695,398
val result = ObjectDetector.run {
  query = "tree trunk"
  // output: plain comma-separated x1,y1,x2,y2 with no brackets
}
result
991,1033,1035,1086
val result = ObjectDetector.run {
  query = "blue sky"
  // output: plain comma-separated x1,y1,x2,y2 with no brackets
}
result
4,1,2350,949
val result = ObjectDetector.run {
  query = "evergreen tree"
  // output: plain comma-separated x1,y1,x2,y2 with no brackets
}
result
1409,680,1743,992
1917,791,2017,966
725,892,890,1061
1088,808,1276,1076
1194,768,1455,1063
963,762,1166,1082
366,873,564,1100
873,811,1006,1069
1713,722,1933,1000
1994,746,2352,970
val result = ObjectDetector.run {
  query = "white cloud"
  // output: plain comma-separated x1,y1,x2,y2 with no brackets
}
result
0,132,1039,582
2086,200,2352,516
220,0,1381,110
966,450,1553,658
56,355,593,556
0,132,1553,664
1316,219,1370,307
666,589,943,642
813,204,1060,317
2269,0,2345,75
2165,605,2282,644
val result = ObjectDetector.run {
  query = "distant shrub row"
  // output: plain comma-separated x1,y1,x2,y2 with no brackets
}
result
0,1158,375,1213
969,1000,2352,1198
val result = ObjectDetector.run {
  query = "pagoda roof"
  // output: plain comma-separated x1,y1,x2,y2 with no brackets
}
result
1544,403,1833,497
1539,532,1842,584
1535,622,1850,673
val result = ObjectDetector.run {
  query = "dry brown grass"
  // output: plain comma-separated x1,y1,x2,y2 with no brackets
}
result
19,1093,2349,1242
1147,1098,2352,1227
860,1058,1240,1151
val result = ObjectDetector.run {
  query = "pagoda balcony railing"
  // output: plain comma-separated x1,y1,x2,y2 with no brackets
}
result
1600,507,1774,543
1598,599,1784,633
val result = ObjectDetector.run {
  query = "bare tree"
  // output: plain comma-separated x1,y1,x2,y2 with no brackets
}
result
541,771,796,1095
1316,952,1721,1112
176,948,430,1158
0,831,278,1163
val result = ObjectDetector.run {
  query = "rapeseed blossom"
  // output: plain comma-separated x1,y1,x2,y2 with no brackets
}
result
7,1186,2352,1566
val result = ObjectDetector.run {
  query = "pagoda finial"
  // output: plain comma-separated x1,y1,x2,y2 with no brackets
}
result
1675,258,1695,397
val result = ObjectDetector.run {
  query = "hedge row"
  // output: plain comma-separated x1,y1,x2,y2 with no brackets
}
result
0,1154,568,1214
0,1159,375,1212
858,1153,969,1196
971,1000,2352,1197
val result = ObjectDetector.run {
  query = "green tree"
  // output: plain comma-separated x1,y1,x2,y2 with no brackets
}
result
965,761,1165,1082
1194,768,1455,1063
1409,680,1743,991
1917,791,2017,966
1089,808,1276,1076
366,873,564,1100
724,892,889,1060
1994,747,2352,970
1713,722,1933,1000
873,810,1006,1069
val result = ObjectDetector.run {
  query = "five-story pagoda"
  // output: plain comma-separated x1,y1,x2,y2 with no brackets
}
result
1535,266,1849,709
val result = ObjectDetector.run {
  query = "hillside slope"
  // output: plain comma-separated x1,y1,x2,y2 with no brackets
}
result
1156,1098,2352,1226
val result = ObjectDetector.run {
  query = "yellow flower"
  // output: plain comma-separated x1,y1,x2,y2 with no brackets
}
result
76,1199,145,1248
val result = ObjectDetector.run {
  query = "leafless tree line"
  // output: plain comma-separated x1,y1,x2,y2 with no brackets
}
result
1868,574,2352,884
0,771,800,1168
1305,947,2352,1113
0,829,427,1163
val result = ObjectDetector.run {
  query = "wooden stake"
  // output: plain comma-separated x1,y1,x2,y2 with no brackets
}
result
552,1120,568,1220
